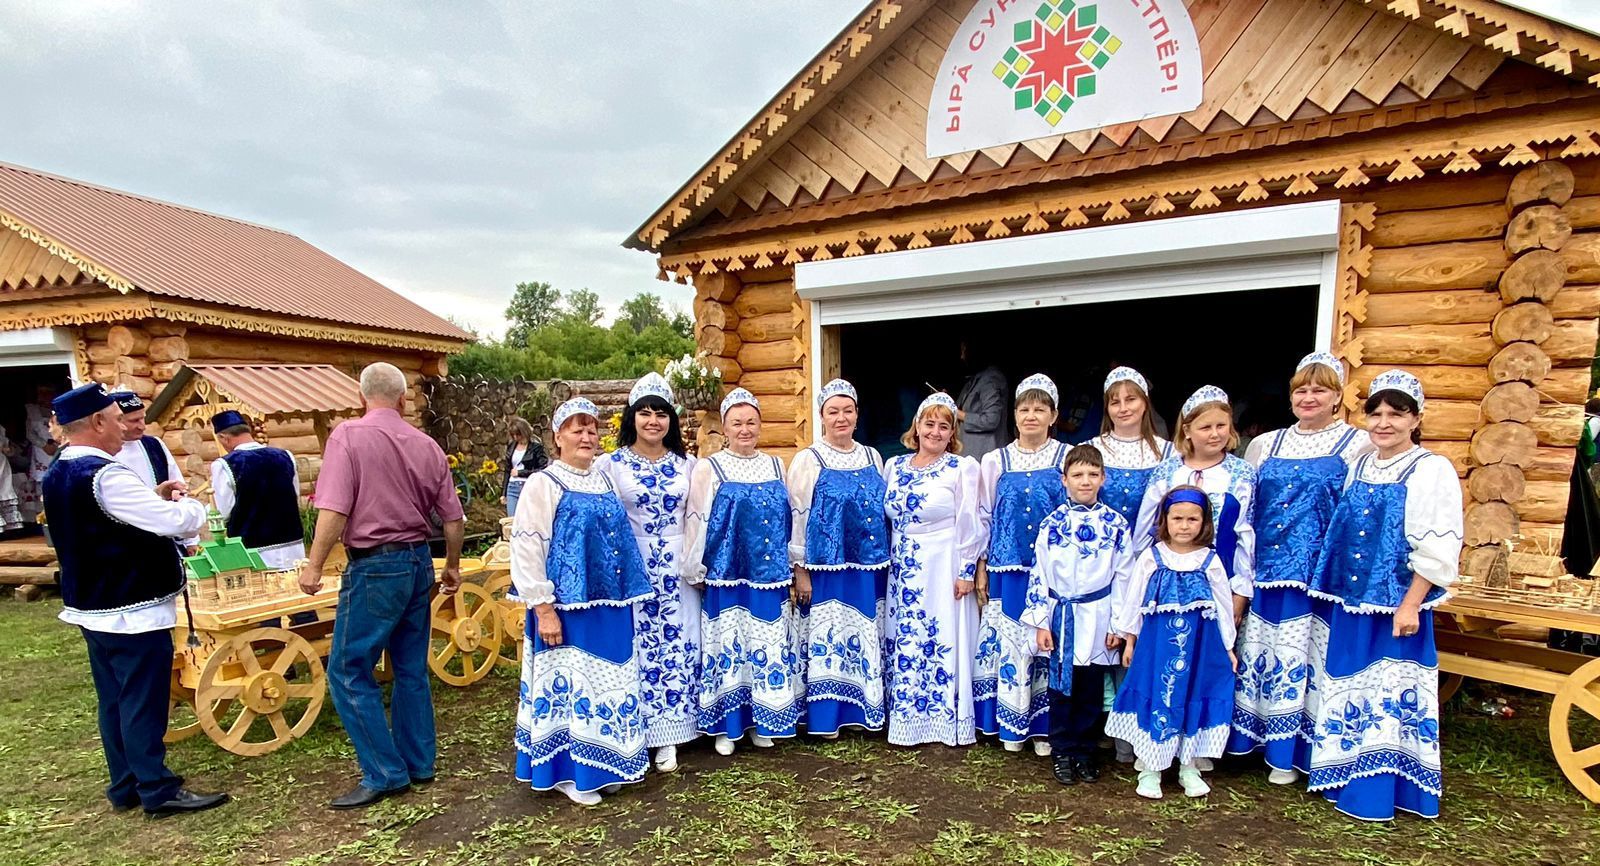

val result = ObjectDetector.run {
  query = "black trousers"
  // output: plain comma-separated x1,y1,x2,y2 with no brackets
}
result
1048,664,1111,759
82,628,183,809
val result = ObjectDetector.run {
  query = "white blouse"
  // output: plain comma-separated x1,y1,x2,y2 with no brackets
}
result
1113,543,1237,647
509,461,613,607
977,440,1068,556
785,440,883,566
882,452,985,579
1344,447,1463,589
1134,455,1257,598
1091,433,1171,469
1243,420,1372,467
681,449,786,584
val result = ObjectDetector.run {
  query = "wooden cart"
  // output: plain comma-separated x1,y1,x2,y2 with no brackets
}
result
1436,598,1600,802
168,558,493,756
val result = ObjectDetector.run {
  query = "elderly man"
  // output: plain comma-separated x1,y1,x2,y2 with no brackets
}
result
299,363,464,810
209,410,305,568
107,391,183,490
44,383,229,818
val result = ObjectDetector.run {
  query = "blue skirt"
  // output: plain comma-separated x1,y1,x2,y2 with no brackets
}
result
698,582,803,739
975,570,1050,742
1306,602,1442,821
1106,608,1236,770
802,566,888,734
515,604,647,794
1228,585,1322,770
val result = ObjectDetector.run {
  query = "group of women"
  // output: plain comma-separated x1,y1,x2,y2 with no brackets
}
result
505,353,1462,823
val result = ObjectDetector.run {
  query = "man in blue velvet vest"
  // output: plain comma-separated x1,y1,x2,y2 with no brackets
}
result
209,410,306,569
43,383,230,818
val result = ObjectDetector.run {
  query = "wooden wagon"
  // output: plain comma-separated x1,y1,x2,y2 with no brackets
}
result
1437,545,1600,802
167,550,496,756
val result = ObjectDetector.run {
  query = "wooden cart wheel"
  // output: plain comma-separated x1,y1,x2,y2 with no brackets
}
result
165,673,210,744
1438,673,1465,705
429,581,503,686
483,572,525,668
195,628,326,757
1550,656,1600,804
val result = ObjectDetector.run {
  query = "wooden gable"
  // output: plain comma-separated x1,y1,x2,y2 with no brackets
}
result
631,0,1600,257
0,225,94,293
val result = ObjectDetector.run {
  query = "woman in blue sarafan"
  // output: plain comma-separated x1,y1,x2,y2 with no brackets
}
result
1090,367,1172,530
1306,370,1462,822
684,388,802,756
975,373,1068,755
1228,352,1371,784
511,398,653,807
786,378,890,736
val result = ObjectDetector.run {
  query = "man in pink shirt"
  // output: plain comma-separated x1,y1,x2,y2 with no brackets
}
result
299,362,463,810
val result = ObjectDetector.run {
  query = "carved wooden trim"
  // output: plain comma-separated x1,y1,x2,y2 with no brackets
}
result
0,209,136,293
1363,0,1600,85
1336,203,1377,412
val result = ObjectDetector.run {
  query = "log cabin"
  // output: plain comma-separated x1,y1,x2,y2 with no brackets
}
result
0,161,471,492
628,0,1600,570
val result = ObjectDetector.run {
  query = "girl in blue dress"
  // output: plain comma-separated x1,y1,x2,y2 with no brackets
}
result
786,378,890,736
683,388,802,755
976,373,1068,755
1306,370,1461,822
511,398,653,806
598,373,700,774
1228,353,1370,783
1108,485,1239,800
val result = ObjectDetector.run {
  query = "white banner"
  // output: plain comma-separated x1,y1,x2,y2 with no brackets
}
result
926,0,1202,158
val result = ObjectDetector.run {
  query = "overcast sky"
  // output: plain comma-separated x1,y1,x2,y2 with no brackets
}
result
1,1,862,337
3,1,1595,339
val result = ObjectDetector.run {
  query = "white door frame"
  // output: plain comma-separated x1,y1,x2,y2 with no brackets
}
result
0,327,77,375
795,200,1343,438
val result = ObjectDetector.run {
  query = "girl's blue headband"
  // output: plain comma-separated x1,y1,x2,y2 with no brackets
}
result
1162,488,1209,513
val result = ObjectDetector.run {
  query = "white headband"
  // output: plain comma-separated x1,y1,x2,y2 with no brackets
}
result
1181,385,1230,418
1369,369,1425,413
720,387,760,420
1104,366,1149,396
1296,351,1345,385
552,397,599,433
628,372,674,407
1014,373,1058,407
817,378,859,411
918,392,958,417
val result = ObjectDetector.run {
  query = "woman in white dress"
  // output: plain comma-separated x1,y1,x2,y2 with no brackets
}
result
598,373,699,773
883,392,983,746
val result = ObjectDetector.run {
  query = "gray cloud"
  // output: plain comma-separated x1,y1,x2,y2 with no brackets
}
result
1,0,865,336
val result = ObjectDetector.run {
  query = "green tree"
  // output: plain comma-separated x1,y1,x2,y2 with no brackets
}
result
669,305,693,339
563,289,605,326
504,281,562,346
619,292,668,334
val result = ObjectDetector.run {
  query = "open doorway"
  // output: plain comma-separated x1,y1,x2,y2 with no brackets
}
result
839,285,1320,457
1,363,72,537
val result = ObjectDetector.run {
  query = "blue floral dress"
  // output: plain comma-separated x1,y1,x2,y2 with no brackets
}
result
599,447,700,749
1305,447,1462,821
882,452,983,746
509,462,653,795
683,450,803,740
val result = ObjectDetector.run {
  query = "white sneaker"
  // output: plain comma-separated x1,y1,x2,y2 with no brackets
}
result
557,782,601,806
1003,741,1024,753
714,735,736,756
1114,740,1136,764
599,783,623,795
1267,767,1299,785
1191,757,1214,772
1136,770,1163,800
750,734,775,748
654,746,679,773
1178,764,1211,798
1033,740,1052,757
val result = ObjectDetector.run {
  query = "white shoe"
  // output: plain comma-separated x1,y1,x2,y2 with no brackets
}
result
817,731,840,740
654,746,679,773
1192,757,1214,772
1135,770,1163,800
750,734,775,748
1033,741,1052,757
600,783,623,795
1178,764,1211,798
1003,741,1024,753
714,735,736,756
1114,740,1136,764
557,782,601,806
1267,768,1299,786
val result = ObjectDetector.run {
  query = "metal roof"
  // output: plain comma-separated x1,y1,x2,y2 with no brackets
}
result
0,161,470,342
149,364,364,422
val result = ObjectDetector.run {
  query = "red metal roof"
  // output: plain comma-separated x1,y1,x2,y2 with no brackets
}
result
183,364,364,417
0,161,470,342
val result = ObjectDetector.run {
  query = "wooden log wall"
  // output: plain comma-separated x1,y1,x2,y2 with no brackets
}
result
694,269,809,463
80,319,449,492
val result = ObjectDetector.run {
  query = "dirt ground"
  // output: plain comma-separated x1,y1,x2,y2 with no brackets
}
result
2,599,1596,866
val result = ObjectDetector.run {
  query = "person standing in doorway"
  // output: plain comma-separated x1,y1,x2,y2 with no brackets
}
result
298,363,465,810
210,410,306,569
956,339,1008,462
44,382,230,818
19,383,60,524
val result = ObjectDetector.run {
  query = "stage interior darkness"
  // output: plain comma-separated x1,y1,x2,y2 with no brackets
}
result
839,285,1320,457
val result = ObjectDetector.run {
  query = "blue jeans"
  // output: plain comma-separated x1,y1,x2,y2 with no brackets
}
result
82,628,184,809
505,477,526,518
328,545,436,791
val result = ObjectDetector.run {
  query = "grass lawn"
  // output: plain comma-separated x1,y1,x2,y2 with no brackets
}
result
2,598,1597,866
